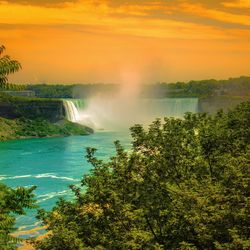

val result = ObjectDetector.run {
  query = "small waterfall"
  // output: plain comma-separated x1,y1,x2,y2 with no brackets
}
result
63,99,97,128
63,100,80,122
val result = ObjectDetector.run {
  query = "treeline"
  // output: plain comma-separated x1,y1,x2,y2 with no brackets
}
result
0,83,119,98
1,76,250,99
26,83,119,98
0,82,26,91
142,76,250,98
26,84,73,98
0,83,73,98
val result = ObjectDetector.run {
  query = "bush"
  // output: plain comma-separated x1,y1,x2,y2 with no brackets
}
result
0,184,36,249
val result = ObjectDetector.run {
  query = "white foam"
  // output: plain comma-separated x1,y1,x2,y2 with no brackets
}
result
37,190,70,203
0,173,78,182
34,173,77,181
0,175,7,181
0,175,32,180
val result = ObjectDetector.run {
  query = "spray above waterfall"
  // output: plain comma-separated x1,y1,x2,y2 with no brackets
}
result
64,70,198,131
73,70,145,130
76,97,198,130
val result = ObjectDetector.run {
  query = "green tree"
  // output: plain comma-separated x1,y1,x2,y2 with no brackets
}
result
0,45,21,90
0,184,36,249
35,102,250,250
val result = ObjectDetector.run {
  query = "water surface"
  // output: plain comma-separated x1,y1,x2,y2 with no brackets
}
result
0,131,130,236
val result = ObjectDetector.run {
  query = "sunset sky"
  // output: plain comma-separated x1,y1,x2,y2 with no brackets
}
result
0,0,250,84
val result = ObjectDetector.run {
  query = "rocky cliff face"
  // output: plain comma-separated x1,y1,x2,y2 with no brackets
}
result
0,100,65,122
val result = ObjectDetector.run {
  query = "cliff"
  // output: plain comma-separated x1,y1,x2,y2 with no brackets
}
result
0,94,65,122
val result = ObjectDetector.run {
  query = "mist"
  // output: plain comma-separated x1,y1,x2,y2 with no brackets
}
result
76,70,147,130
73,68,199,131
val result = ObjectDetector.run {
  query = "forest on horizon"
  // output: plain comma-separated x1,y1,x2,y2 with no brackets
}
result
1,76,250,99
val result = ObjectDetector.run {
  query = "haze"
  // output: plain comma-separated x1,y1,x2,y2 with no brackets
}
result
0,0,250,84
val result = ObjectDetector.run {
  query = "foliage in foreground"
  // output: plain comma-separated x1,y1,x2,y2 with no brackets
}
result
0,45,21,90
35,102,250,249
0,184,36,250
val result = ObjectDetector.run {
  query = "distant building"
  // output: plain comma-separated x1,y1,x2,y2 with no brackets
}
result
1,90,35,97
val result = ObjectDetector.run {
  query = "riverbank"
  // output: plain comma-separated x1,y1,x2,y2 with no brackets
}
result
0,117,93,141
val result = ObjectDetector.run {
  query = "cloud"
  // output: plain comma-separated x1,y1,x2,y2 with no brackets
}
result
222,0,250,8
180,1,250,26
0,1,236,40
0,0,249,42
1,0,78,7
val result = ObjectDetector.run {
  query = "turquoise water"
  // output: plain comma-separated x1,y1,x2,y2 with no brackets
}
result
0,98,199,237
0,131,131,237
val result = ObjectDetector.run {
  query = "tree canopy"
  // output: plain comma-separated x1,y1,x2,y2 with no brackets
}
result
35,101,250,250
0,45,22,90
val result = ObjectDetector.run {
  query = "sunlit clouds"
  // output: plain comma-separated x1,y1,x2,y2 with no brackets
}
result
222,0,250,8
0,0,249,83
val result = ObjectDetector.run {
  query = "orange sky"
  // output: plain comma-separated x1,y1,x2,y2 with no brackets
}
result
0,0,250,84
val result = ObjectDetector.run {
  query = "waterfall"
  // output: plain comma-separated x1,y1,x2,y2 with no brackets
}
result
143,98,199,118
63,100,80,123
63,99,97,128
70,99,85,110
63,97,198,128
